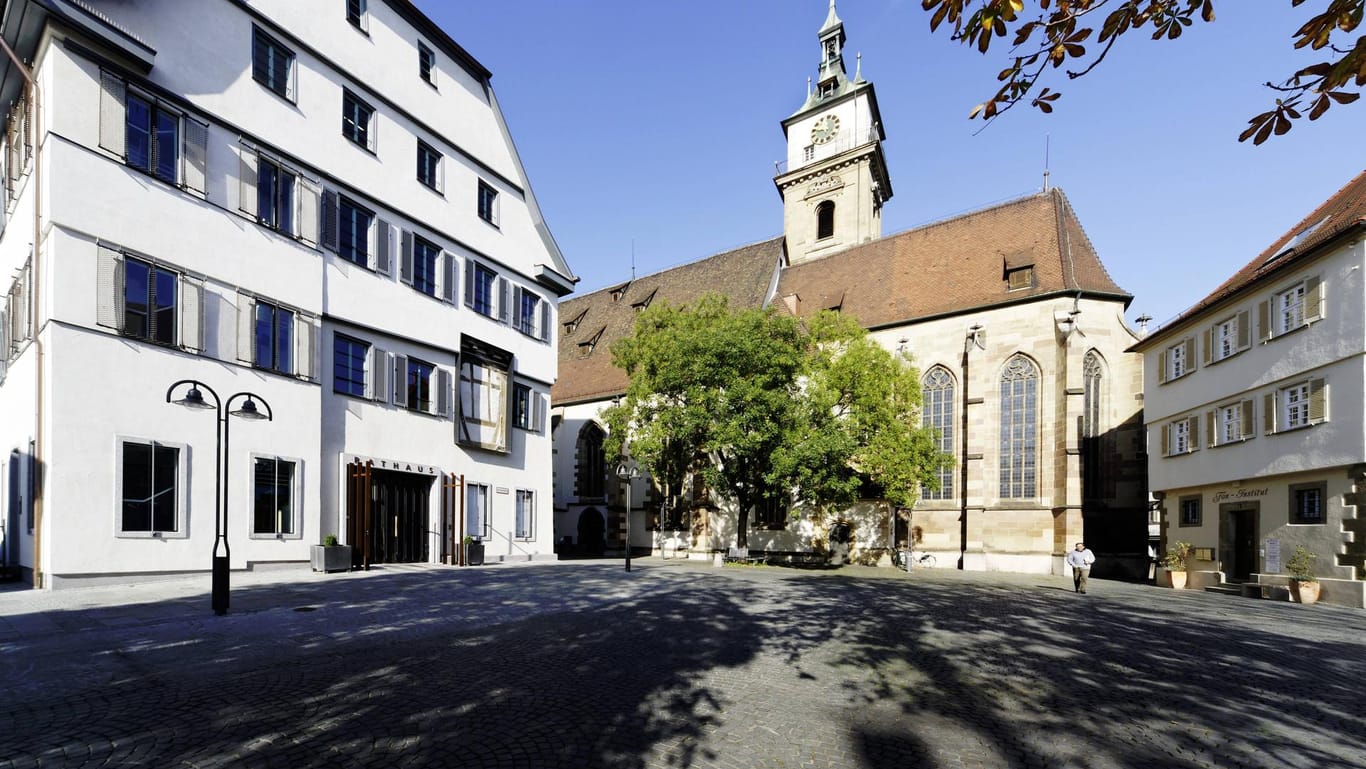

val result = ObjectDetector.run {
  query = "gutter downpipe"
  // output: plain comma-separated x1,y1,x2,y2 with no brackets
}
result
0,33,43,588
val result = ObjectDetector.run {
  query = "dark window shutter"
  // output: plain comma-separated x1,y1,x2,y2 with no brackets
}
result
375,219,393,275
321,190,339,252
441,253,456,303
399,230,414,285
392,354,408,407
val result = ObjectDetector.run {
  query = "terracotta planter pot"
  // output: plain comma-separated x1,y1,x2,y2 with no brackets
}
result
1292,580,1321,605
1163,569,1187,590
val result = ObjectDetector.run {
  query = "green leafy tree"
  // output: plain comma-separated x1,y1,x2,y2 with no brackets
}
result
606,298,952,548
775,311,952,515
604,296,805,548
920,0,1363,143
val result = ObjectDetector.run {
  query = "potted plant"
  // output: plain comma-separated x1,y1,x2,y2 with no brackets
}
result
1159,540,1193,589
1286,545,1321,604
311,534,352,573
464,535,485,566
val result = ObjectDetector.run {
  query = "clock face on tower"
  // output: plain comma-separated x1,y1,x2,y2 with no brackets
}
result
810,114,841,145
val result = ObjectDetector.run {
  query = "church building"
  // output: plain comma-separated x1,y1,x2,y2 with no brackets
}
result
551,1,1149,576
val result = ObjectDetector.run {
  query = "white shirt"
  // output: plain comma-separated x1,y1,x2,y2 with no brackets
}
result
1066,548,1095,568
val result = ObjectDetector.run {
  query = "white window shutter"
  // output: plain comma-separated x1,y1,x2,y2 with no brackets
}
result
399,230,414,285
463,259,475,308
1309,378,1327,423
375,219,393,276
298,179,320,246
321,190,339,252
98,71,126,157
498,277,510,324
392,354,408,407
295,316,315,381
1305,276,1324,323
95,245,124,331
370,346,387,401
237,292,255,363
179,276,203,353
441,252,456,303
238,145,258,217
437,367,453,417
181,118,208,195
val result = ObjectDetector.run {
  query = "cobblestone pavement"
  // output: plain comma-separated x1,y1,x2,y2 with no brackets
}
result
0,559,1363,769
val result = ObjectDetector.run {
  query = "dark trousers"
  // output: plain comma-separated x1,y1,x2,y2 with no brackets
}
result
1072,566,1090,593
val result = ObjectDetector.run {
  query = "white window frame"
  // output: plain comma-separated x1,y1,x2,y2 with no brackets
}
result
248,453,303,540
115,436,189,539
1171,420,1190,455
466,482,490,540
1166,342,1186,380
1282,381,1312,430
515,488,534,540
1278,283,1306,335
341,89,376,152
459,357,510,453
1217,402,1242,445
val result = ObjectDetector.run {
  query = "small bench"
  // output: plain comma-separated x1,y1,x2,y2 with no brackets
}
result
724,547,766,565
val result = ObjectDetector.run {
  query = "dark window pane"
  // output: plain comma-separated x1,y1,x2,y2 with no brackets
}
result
122,442,152,531
333,336,367,397
258,161,278,225
408,359,433,411
154,109,178,183
124,259,150,340
275,460,295,534
279,169,295,234
413,239,438,295
275,308,294,374
152,267,177,345
255,303,274,368
152,444,179,531
125,95,152,171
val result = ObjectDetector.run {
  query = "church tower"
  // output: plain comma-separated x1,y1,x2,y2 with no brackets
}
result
775,1,892,266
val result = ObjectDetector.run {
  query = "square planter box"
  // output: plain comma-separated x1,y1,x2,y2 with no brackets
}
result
311,545,353,573
465,542,485,566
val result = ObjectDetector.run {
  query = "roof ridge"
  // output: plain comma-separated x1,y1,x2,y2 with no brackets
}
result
889,189,1051,239
566,235,785,300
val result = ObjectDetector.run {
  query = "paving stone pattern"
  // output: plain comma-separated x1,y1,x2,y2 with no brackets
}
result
0,561,1363,769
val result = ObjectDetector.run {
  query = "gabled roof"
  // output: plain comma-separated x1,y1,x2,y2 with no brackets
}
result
551,237,785,406
776,188,1129,328
1135,169,1366,350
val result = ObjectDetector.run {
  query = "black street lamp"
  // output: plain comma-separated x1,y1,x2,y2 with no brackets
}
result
615,459,640,572
166,379,274,615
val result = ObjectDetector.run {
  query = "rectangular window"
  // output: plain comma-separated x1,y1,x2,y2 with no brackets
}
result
478,180,499,226
125,93,179,184
338,197,374,267
123,256,178,346
418,42,436,85
417,140,442,192
406,357,435,413
515,289,541,337
346,0,367,30
412,236,440,297
1171,419,1190,455
803,145,815,162
1290,482,1326,525
466,482,490,539
467,261,499,318
1166,342,1186,380
1006,266,1033,291
1216,317,1236,360
515,489,534,539
1278,283,1306,335
1178,495,1201,527
333,334,368,397
255,301,295,375
252,456,296,536
252,27,295,101
1283,382,1310,430
1218,402,1243,445
513,383,532,431
460,356,510,452
753,495,788,530
342,90,375,151
120,440,180,535
257,157,296,235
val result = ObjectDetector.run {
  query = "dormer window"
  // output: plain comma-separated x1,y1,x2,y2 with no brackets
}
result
819,79,837,98
1006,266,1034,291
577,327,605,357
563,308,587,335
609,282,630,302
631,288,657,313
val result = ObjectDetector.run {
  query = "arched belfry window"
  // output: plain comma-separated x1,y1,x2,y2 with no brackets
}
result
1082,350,1105,499
576,422,606,499
999,354,1039,499
921,366,955,500
816,200,835,240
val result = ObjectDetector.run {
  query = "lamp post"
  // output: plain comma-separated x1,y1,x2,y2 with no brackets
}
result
615,459,640,572
166,379,274,615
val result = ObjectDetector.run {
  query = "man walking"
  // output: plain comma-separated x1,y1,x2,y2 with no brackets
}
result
1066,542,1096,593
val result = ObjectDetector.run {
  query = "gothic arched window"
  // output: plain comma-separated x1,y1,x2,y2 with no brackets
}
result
816,200,835,240
1082,350,1105,499
999,354,1039,499
576,422,606,499
921,366,955,500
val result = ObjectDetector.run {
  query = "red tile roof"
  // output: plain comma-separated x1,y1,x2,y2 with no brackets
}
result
1136,169,1366,349
777,189,1129,328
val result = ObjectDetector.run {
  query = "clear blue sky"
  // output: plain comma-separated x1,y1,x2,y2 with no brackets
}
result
417,0,1360,330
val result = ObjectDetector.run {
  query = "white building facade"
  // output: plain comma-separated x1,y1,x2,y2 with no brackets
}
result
0,0,574,588
1134,171,1366,608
